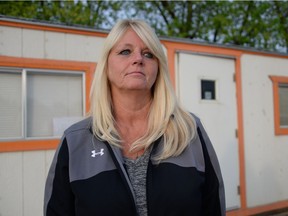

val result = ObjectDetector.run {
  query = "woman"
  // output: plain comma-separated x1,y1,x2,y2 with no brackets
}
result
44,19,225,216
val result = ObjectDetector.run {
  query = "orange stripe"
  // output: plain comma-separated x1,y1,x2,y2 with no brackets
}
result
0,20,108,38
162,40,243,57
227,200,288,215
235,56,247,209
166,47,176,88
0,139,59,152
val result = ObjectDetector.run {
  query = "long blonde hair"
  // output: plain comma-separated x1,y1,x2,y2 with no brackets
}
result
89,19,196,160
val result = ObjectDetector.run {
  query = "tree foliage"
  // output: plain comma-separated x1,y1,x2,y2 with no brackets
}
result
0,0,122,28
0,0,287,53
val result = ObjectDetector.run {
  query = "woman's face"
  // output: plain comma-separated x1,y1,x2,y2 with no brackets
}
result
107,28,159,95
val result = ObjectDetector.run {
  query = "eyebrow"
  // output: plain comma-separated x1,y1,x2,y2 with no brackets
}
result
116,43,149,50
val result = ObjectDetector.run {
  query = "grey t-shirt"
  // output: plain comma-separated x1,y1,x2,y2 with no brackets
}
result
124,148,151,216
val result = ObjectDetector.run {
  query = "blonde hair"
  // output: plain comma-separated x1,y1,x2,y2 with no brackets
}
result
89,19,196,161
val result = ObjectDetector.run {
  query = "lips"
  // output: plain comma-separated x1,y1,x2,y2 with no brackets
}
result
126,71,145,76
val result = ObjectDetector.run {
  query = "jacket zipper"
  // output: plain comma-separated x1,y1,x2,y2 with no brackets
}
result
105,142,139,215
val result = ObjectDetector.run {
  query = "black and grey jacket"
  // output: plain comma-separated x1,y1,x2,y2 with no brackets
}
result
44,116,225,216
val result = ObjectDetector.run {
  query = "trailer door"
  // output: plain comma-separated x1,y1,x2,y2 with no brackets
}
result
177,52,240,210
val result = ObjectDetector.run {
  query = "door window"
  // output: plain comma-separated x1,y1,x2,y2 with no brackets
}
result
201,79,216,100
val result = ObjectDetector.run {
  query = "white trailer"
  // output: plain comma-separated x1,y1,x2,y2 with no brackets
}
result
0,17,288,216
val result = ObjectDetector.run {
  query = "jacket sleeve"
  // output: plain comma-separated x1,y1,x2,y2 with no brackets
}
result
44,137,75,216
196,119,226,216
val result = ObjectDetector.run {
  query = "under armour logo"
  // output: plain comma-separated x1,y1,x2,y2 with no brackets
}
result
91,149,104,157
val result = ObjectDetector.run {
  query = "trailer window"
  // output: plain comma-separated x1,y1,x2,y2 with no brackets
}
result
0,68,85,140
279,83,288,127
270,76,288,135
0,70,22,138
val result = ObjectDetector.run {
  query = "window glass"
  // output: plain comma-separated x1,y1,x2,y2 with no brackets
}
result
201,80,216,100
0,71,22,138
279,83,288,127
26,72,83,137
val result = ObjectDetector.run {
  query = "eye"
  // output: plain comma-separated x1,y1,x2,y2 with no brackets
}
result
119,49,131,55
143,51,154,59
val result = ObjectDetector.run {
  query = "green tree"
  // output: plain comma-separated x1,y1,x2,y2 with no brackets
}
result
0,0,122,28
127,1,288,53
273,1,288,53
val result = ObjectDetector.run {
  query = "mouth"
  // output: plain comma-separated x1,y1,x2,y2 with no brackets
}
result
126,71,145,76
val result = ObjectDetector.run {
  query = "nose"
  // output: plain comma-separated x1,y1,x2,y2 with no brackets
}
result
132,51,143,65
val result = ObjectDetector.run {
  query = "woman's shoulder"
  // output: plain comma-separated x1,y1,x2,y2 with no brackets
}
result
64,117,92,136
188,112,200,123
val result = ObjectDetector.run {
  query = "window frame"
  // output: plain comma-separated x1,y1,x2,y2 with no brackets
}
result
269,75,288,135
0,56,96,152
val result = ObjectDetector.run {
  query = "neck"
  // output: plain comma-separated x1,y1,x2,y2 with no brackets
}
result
112,90,152,159
112,91,152,124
